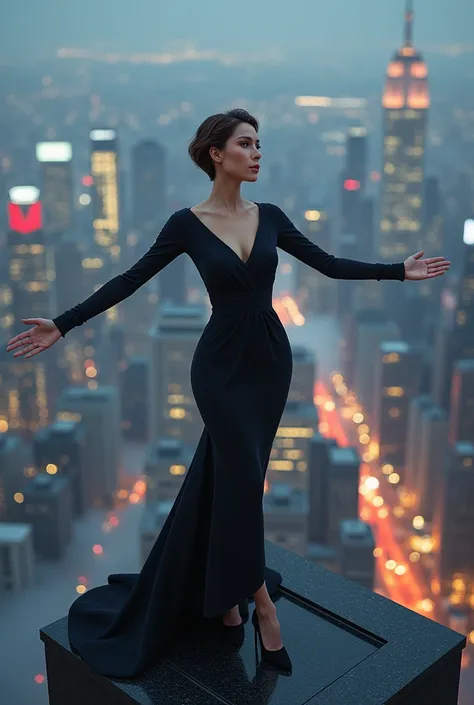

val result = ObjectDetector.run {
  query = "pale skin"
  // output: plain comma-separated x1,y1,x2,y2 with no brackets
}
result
4,120,451,651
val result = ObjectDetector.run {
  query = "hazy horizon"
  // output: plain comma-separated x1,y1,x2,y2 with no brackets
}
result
2,0,473,63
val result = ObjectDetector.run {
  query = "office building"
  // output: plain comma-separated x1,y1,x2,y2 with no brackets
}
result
326,446,360,549
373,341,423,474
55,386,120,508
404,395,434,496
351,311,400,420
6,186,55,435
263,482,308,556
417,405,448,522
0,523,35,592
432,442,474,600
288,346,316,404
131,139,166,237
19,473,73,559
120,356,149,441
149,304,206,445
0,433,34,522
268,401,318,491
449,360,474,445
145,438,192,503
296,208,334,316
338,519,375,590
90,128,121,276
35,141,73,237
34,420,87,516
378,1,430,335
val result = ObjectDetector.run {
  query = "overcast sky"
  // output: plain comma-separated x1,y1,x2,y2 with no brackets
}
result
1,0,473,63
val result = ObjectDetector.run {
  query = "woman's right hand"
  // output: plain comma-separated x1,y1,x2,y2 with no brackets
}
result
5,318,62,360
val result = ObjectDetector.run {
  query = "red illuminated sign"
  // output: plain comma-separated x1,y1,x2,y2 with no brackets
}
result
8,201,42,233
344,179,361,191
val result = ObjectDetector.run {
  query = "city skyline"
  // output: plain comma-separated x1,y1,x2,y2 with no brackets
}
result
0,1,473,703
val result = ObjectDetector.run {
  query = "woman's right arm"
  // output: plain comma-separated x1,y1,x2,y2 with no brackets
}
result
53,212,185,338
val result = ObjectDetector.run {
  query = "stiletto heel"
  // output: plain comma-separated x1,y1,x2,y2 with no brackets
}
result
252,609,292,673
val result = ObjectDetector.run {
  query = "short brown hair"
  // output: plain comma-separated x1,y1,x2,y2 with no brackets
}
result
188,108,259,181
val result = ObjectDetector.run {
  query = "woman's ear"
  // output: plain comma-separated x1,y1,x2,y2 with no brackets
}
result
209,146,221,164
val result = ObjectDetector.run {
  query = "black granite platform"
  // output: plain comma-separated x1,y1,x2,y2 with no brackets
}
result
40,540,467,705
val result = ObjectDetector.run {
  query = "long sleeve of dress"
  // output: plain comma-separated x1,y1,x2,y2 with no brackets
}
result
272,204,405,282
52,212,185,338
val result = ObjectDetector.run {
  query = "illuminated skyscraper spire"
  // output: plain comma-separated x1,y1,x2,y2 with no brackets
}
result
403,0,414,48
377,0,433,340
379,0,429,273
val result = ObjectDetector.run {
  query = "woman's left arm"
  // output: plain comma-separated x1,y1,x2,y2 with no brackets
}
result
273,204,405,281
273,204,450,282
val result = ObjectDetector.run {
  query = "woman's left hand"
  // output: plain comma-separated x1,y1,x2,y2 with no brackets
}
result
403,250,451,281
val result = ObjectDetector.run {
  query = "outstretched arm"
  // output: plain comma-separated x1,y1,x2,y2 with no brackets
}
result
272,204,405,282
53,212,185,337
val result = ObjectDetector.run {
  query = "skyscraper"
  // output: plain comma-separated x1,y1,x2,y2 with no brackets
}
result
130,140,187,306
35,142,73,237
379,0,429,263
149,304,206,446
372,341,423,475
449,360,474,446
432,442,474,600
267,401,318,492
338,128,377,318
433,220,474,411
6,186,55,434
89,129,121,279
131,139,166,238
296,208,334,316
55,386,120,508
341,127,368,239
87,129,122,337
345,127,368,194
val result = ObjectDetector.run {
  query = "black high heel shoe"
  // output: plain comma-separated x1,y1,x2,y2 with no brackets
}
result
220,620,245,647
220,598,249,647
252,609,292,673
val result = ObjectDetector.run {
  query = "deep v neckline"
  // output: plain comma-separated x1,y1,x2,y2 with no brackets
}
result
188,203,261,267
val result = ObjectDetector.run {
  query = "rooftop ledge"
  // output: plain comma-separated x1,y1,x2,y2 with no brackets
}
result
40,540,466,705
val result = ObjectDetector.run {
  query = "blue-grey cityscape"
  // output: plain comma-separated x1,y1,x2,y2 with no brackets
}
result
0,1,473,703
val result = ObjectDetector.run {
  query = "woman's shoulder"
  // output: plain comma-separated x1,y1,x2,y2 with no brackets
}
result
169,207,190,220
156,209,191,246
162,208,191,232
258,202,282,214
258,202,285,224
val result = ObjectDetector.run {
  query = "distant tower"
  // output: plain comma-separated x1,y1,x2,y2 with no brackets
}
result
89,129,122,329
6,186,55,435
35,142,73,238
89,129,121,279
340,127,369,250
345,127,368,195
131,140,166,238
432,220,474,411
379,0,429,262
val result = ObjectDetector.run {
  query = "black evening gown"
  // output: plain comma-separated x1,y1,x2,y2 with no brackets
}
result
52,202,405,678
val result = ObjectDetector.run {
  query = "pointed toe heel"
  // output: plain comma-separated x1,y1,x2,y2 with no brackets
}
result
252,610,292,673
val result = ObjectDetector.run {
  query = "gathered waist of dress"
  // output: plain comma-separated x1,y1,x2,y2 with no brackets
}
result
210,289,273,314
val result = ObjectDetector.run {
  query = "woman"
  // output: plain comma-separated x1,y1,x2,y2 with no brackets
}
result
5,108,450,678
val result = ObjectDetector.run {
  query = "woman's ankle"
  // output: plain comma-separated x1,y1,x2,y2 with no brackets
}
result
255,601,277,619
222,605,242,625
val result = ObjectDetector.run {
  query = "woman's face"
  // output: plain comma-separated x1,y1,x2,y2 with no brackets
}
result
211,122,261,182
